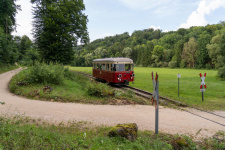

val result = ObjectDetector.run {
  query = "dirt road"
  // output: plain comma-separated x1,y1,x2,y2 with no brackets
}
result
0,68,225,139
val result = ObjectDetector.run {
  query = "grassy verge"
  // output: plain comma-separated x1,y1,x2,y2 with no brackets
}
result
69,67,225,111
9,66,147,105
0,64,18,74
0,116,224,149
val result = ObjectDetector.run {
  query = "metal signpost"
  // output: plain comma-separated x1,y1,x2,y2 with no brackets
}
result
151,72,159,134
177,73,181,97
199,73,207,101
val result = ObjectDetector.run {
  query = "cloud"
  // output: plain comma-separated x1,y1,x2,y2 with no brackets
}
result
178,0,225,29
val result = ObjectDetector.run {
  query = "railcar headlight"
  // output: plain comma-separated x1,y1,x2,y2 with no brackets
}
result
118,78,121,81
119,74,122,78
132,73,135,77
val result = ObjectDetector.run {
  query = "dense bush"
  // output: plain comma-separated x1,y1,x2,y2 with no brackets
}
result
27,62,65,84
168,61,177,68
217,66,225,79
10,62,68,87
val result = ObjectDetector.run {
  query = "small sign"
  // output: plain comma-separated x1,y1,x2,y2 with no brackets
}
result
177,74,181,78
200,89,205,92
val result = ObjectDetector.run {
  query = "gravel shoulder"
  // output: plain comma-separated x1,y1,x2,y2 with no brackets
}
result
0,68,225,139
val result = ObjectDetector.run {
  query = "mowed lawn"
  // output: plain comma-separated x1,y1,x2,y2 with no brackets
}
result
69,67,225,110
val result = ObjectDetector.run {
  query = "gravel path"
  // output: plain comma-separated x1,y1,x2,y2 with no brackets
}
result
0,68,225,139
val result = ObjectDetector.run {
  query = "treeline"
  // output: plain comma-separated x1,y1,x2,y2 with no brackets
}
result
74,22,225,70
1,0,88,66
0,0,37,66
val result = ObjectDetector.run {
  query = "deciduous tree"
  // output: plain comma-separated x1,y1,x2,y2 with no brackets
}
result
31,0,89,64
182,37,198,68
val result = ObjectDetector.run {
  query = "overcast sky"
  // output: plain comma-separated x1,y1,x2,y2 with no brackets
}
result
13,0,225,42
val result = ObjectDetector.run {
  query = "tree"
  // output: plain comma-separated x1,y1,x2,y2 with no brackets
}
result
0,27,18,64
20,35,32,55
207,31,225,69
122,47,132,58
152,45,164,62
0,0,21,34
196,32,211,68
84,53,94,66
171,40,184,67
31,0,89,64
182,37,198,68
27,47,39,65
94,47,108,58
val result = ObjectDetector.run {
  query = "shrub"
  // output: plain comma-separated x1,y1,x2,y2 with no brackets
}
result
26,62,65,84
157,62,163,67
168,61,177,68
180,60,187,68
163,62,168,67
217,66,225,79
206,63,212,70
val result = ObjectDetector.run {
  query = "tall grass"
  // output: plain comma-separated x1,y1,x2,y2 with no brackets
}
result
0,116,224,149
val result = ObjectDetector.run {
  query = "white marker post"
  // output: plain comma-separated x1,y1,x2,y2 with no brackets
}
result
177,73,181,97
151,72,159,134
199,73,207,101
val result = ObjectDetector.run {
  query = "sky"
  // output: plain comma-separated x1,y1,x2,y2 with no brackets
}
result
13,0,225,42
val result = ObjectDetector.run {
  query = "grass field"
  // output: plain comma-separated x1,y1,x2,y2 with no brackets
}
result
69,67,225,111
0,116,224,149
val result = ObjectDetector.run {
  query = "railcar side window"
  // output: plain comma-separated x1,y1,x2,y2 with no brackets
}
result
125,64,133,71
111,64,116,71
106,64,110,71
102,64,106,70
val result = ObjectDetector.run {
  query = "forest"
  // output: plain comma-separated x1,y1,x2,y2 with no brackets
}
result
0,0,225,78
74,23,225,71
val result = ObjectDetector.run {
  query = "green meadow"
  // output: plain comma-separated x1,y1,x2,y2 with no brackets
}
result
69,67,225,111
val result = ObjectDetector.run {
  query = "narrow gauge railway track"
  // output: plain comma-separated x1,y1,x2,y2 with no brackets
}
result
74,71,225,127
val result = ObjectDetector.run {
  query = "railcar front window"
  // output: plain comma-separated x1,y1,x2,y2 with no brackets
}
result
125,64,133,71
97,64,100,69
97,64,102,70
94,64,97,69
116,64,125,71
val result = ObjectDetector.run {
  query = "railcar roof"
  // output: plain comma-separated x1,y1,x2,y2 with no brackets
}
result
93,58,133,63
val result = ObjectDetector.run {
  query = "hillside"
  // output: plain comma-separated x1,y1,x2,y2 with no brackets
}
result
73,22,225,71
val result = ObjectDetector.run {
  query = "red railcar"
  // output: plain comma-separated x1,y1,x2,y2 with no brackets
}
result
92,58,135,85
